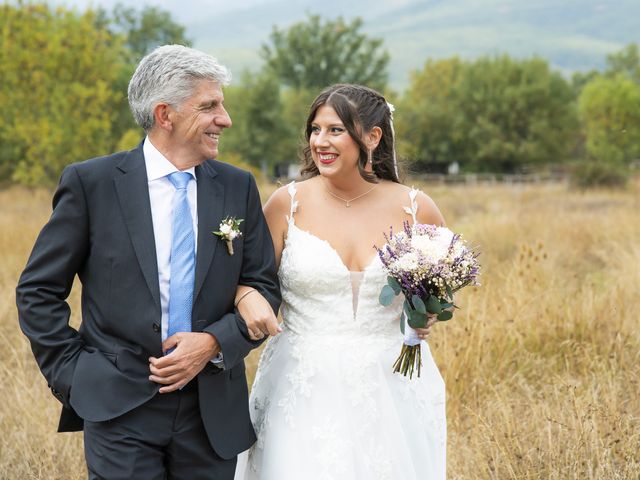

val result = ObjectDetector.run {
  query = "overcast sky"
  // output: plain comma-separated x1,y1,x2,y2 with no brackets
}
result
51,0,278,23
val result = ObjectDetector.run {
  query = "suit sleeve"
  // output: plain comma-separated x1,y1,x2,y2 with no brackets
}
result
204,173,281,369
15,165,88,408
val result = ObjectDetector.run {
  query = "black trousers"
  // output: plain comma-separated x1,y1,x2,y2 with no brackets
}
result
83,383,236,480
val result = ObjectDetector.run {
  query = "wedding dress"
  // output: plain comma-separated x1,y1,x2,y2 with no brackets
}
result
235,183,446,480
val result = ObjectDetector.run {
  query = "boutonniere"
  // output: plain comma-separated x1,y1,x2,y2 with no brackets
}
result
213,217,243,255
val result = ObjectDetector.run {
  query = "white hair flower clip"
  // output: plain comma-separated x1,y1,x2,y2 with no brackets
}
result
387,102,395,115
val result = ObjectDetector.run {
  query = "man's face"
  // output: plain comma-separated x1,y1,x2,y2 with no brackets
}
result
169,80,232,165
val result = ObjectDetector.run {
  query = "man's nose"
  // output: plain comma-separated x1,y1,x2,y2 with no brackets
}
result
215,108,232,128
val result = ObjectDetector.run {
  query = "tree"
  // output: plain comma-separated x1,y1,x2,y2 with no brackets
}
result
261,15,389,91
222,72,290,175
97,4,194,147
0,3,125,185
397,58,465,172
105,3,192,62
578,74,640,165
458,56,578,172
400,55,578,173
605,43,640,84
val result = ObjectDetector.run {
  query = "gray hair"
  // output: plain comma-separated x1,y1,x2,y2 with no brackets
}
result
128,44,232,132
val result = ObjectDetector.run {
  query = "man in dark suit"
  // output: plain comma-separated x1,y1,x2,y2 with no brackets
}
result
16,44,280,479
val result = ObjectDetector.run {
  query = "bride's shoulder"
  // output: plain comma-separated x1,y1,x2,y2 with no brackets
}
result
263,178,316,218
264,183,293,217
382,182,446,226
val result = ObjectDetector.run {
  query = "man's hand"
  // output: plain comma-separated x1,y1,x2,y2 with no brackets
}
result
148,332,220,393
235,287,281,340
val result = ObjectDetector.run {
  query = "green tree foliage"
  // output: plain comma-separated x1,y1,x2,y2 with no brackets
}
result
224,15,390,177
261,15,389,91
0,2,195,185
98,3,194,149
459,56,577,172
605,43,640,84
0,2,125,185
280,87,318,155
578,74,640,165
223,72,290,175
105,3,192,63
397,58,465,171
399,55,578,173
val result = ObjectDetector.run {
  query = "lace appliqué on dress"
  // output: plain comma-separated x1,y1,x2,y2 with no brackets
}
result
242,183,447,480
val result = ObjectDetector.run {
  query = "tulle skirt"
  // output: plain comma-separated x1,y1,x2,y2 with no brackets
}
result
234,331,446,480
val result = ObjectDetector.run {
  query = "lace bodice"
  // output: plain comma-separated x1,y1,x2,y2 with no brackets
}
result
277,182,417,340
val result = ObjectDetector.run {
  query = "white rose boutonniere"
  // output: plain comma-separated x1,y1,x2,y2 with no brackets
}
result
213,217,243,255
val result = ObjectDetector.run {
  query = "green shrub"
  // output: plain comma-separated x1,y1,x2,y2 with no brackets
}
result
570,162,629,189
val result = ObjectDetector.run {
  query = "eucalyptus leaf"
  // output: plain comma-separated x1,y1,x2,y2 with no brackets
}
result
445,284,454,299
437,310,453,321
411,295,427,314
400,311,406,335
379,285,396,306
441,302,454,309
387,276,402,294
408,310,427,328
426,295,443,314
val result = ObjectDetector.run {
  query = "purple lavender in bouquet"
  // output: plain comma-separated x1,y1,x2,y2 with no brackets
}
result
376,221,480,378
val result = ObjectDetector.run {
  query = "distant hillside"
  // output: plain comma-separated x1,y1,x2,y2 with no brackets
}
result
189,0,639,89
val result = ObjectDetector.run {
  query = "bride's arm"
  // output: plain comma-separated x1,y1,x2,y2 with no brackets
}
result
262,185,291,268
413,190,449,339
416,190,446,227
234,186,290,339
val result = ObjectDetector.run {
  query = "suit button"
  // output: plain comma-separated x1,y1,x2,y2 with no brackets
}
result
152,323,160,333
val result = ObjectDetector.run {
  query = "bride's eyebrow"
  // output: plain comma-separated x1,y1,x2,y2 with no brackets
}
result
312,122,345,128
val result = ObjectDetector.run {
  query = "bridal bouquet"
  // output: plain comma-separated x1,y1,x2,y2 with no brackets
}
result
376,222,480,378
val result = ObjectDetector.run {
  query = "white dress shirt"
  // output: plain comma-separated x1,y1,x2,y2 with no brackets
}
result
143,137,198,342
143,138,224,367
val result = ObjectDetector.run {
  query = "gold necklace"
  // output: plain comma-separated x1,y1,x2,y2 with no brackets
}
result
324,183,379,207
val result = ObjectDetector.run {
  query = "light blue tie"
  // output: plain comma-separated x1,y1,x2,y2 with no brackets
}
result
167,171,195,341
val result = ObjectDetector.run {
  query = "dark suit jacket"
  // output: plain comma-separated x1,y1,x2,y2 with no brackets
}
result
15,143,280,459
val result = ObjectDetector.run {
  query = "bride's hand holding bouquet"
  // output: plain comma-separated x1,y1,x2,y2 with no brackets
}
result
376,219,481,378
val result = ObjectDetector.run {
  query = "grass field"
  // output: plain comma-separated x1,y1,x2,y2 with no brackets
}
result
1,180,638,479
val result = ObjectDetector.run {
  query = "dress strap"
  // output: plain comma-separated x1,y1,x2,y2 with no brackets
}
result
285,181,299,225
403,187,419,224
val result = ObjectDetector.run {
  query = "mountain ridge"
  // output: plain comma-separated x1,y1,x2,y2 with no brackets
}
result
56,0,639,89
188,0,638,88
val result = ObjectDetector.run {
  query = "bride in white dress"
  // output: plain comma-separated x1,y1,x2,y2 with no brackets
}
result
235,84,447,479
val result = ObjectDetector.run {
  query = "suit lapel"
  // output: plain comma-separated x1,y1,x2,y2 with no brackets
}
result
194,161,224,302
113,145,161,311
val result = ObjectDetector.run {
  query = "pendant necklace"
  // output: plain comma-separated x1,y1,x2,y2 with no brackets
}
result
324,183,379,207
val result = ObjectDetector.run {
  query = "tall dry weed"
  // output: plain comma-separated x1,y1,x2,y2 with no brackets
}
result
1,181,638,479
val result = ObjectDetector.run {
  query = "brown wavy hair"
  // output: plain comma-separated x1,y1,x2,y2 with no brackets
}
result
300,84,400,183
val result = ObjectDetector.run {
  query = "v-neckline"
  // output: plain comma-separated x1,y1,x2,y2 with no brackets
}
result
287,223,380,274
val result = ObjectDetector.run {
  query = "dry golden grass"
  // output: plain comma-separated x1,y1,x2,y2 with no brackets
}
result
1,180,639,479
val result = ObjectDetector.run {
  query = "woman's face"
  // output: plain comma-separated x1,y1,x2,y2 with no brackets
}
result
309,105,361,179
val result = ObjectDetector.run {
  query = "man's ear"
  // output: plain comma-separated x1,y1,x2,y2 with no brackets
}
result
366,126,382,150
153,103,173,131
